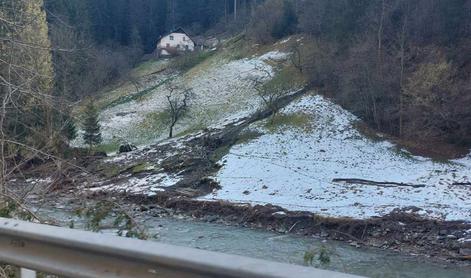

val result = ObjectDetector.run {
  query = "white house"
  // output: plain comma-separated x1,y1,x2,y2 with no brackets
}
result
156,28,195,57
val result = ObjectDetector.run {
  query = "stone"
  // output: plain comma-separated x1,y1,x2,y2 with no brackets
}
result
459,248,471,256
320,231,329,237
350,241,360,248
205,215,218,223
119,143,137,153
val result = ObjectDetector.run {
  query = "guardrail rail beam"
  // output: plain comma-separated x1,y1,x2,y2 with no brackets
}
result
0,217,365,278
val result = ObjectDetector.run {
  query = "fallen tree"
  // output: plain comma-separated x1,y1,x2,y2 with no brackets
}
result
332,178,426,188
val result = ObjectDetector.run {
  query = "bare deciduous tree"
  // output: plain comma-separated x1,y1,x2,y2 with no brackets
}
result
249,64,294,122
165,84,194,138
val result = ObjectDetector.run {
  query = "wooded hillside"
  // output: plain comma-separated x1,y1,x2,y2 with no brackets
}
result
2,0,471,160
293,0,471,147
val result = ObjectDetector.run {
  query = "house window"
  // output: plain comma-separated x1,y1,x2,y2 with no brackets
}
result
182,37,186,41
185,45,189,50
166,43,170,48
169,35,174,41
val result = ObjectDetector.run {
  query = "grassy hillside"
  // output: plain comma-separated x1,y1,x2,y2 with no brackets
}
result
74,35,305,152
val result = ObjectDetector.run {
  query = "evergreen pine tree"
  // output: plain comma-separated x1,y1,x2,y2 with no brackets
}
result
63,117,78,142
82,101,102,148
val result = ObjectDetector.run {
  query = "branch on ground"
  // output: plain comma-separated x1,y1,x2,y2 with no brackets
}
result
332,178,426,188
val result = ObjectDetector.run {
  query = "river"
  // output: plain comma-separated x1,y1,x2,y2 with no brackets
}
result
36,206,470,278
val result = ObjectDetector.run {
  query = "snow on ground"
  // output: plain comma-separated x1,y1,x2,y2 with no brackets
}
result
97,52,285,145
90,172,181,196
258,50,290,61
201,94,471,221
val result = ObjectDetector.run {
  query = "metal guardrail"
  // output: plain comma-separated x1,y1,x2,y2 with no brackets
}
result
0,217,365,278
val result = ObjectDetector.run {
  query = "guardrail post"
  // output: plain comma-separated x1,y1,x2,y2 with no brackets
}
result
20,268,36,278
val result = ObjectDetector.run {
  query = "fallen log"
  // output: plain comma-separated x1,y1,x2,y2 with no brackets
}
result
452,182,471,186
332,178,426,188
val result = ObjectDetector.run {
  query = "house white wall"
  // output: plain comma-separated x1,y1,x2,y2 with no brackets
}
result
157,32,195,56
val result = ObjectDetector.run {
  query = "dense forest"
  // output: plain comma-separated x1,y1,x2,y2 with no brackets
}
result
1,0,471,166
248,0,470,147
42,0,270,100
294,0,471,147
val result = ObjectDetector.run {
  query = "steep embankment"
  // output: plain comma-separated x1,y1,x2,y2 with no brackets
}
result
200,94,471,222
63,36,471,262
85,36,471,223
84,89,471,263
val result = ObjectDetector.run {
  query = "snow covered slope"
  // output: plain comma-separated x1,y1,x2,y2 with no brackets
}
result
84,40,470,222
201,94,471,221
98,51,288,145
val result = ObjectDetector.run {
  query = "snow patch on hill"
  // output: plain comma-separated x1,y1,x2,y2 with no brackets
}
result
90,172,181,196
201,94,471,221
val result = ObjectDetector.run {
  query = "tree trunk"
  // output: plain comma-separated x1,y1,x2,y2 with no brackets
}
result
169,125,174,138
169,118,177,138
0,107,6,203
399,4,409,137
332,178,426,188
0,62,12,204
225,0,228,24
234,0,237,21
377,0,386,78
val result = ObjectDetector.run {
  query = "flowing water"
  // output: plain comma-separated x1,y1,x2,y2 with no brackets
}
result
38,207,470,278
